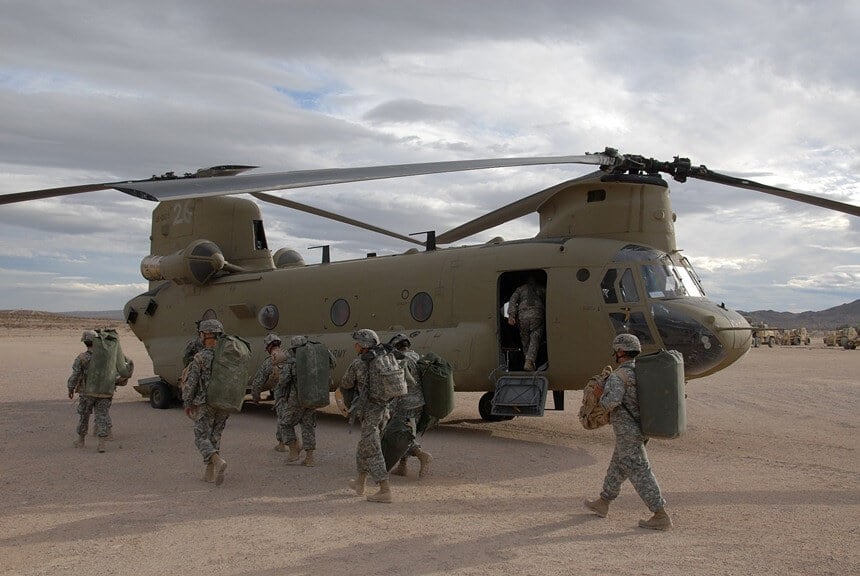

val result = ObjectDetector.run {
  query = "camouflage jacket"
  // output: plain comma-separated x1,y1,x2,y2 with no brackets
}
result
250,348,287,399
508,281,546,319
599,359,642,438
67,350,92,395
182,348,214,408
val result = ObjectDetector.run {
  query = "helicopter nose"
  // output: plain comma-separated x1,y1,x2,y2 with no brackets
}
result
651,300,751,378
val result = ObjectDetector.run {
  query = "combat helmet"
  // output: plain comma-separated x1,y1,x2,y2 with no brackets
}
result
263,333,281,347
290,335,308,348
81,329,97,343
388,333,411,348
198,319,224,334
352,328,380,347
612,333,642,353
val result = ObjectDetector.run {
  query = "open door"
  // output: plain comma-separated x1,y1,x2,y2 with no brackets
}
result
498,269,548,371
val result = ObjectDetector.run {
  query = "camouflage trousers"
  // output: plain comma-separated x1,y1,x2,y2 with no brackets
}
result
77,395,112,437
517,308,545,364
192,404,230,464
390,406,422,456
600,433,666,512
356,399,388,483
282,395,317,451
274,399,287,443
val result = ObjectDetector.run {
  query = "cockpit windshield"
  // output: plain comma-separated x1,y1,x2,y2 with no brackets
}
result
641,256,704,299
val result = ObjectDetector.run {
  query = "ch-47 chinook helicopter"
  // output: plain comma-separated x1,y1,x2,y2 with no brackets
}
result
4,148,858,420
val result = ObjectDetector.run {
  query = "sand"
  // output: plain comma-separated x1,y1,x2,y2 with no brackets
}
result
0,317,857,576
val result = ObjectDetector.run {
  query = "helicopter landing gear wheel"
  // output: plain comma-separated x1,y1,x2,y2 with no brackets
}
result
149,380,173,409
478,391,513,422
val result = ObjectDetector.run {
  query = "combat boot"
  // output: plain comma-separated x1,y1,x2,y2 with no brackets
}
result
105,430,114,441
203,461,215,483
638,508,672,531
366,479,393,503
210,453,228,486
524,359,536,371
301,450,315,467
391,458,408,476
97,438,107,453
287,441,301,463
73,435,85,448
349,473,367,495
274,441,287,452
584,497,610,518
415,448,433,478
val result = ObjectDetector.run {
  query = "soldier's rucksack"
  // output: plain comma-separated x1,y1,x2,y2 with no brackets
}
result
578,365,615,430
366,347,407,403
206,334,251,413
416,352,455,420
294,341,332,408
84,328,134,398
267,348,288,391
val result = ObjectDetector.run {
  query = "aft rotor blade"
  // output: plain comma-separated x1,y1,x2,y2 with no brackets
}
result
115,154,616,201
436,172,598,244
251,192,424,246
0,183,112,205
689,168,860,217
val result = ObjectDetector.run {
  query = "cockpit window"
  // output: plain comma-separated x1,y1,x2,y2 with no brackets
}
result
620,268,639,303
601,269,618,304
608,311,655,345
613,245,664,262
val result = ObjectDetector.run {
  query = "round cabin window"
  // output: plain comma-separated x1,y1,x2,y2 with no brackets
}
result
410,292,433,322
330,298,350,326
257,304,279,330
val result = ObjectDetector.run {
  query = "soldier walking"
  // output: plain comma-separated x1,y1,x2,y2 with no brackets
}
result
182,319,230,485
387,334,433,478
340,329,394,503
584,333,672,530
251,333,289,451
279,335,336,467
507,275,546,371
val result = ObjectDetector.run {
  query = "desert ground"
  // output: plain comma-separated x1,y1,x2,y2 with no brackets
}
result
0,312,857,576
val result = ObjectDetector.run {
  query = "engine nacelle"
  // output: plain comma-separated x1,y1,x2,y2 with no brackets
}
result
141,239,225,285
272,247,305,268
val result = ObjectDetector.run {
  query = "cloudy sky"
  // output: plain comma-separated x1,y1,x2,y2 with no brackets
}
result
0,0,857,314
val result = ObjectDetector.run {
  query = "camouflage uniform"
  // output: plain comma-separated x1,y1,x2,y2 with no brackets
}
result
508,280,546,367
341,352,388,483
182,337,204,369
251,350,289,442
68,348,114,438
390,348,424,455
280,356,317,450
182,348,230,464
598,359,666,513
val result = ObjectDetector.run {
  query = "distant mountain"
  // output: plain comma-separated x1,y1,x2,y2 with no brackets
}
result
60,310,125,320
739,299,860,331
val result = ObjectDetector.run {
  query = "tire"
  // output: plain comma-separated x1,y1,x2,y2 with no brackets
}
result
478,391,513,422
149,381,173,409
767,336,775,347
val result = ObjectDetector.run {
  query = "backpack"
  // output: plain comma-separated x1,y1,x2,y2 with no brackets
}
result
267,348,288,392
206,334,251,413
294,341,332,408
366,347,407,403
382,416,415,471
416,352,455,420
578,365,615,430
84,329,133,398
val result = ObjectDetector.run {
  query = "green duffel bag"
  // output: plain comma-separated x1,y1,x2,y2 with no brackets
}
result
294,341,332,408
84,329,133,397
382,416,415,471
206,334,251,413
417,352,455,420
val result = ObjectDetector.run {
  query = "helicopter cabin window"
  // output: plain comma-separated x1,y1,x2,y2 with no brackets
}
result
410,292,433,322
330,298,350,326
253,220,268,251
202,309,217,320
258,304,279,330
608,312,655,345
620,268,639,303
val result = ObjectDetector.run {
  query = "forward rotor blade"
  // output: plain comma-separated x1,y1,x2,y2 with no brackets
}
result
115,154,616,201
436,172,598,244
689,168,860,217
251,192,423,246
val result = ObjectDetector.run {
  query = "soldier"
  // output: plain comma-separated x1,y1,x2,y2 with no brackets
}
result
250,333,289,452
387,334,433,478
67,329,128,453
280,335,336,467
584,333,672,530
182,319,230,485
507,275,546,371
340,328,394,503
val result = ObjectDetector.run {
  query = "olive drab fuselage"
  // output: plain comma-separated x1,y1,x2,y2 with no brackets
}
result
124,171,753,394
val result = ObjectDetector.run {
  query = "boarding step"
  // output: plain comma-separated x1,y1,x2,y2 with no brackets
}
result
491,374,549,417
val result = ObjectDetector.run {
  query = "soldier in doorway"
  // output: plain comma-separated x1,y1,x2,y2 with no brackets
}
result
507,274,546,371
